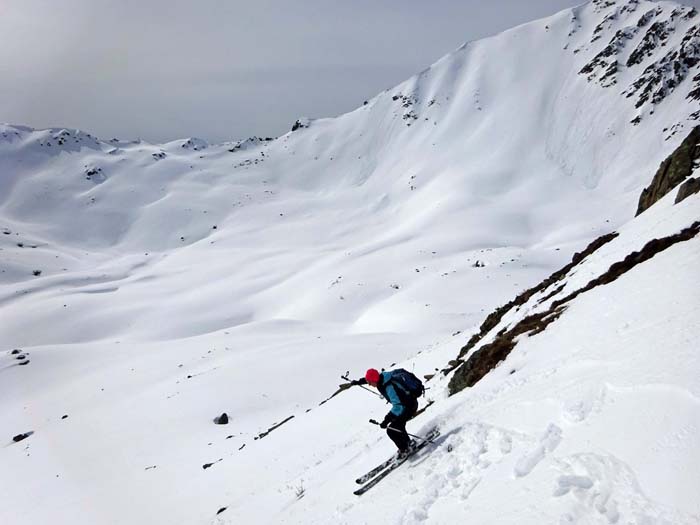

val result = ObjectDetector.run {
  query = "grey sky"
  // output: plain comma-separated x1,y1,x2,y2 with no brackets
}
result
2,0,698,143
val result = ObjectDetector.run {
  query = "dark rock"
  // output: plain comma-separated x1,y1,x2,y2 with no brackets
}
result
448,221,700,396
627,19,670,67
637,126,700,215
550,222,699,311
61,415,69,420
11,349,21,355
202,458,222,470
443,231,619,379
13,432,33,442
32,270,42,276
627,23,700,108
18,360,30,366
214,413,229,425
580,28,634,86
675,177,700,204
291,119,309,132
217,507,227,515
635,8,660,30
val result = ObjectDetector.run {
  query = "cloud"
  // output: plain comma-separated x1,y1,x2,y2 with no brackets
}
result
3,0,696,142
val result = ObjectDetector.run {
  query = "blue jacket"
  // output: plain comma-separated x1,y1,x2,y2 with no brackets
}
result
378,370,414,417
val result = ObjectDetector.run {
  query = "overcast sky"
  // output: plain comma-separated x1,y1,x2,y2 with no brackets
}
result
2,0,698,143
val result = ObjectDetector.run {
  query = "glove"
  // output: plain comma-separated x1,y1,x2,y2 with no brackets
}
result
350,378,367,386
380,414,393,429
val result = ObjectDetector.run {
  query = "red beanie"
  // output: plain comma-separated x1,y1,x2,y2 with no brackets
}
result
365,368,380,383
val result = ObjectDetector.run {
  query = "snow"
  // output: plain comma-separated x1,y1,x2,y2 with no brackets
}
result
1,1,699,524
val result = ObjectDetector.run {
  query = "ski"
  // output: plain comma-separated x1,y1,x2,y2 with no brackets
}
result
355,426,440,485
355,456,398,485
353,428,440,495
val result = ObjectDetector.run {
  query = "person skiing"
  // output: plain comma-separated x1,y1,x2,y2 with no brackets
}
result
352,368,422,458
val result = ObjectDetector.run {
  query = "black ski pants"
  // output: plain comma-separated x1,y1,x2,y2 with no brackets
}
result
386,399,418,452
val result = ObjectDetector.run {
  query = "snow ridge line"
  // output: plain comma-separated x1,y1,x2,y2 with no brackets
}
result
447,220,700,395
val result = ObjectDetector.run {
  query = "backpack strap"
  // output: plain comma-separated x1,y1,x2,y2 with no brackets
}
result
384,376,412,404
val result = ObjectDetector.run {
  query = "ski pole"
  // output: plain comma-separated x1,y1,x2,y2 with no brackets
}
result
340,374,382,398
369,419,436,444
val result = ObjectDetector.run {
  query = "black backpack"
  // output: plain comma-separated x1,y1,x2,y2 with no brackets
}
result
388,368,424,399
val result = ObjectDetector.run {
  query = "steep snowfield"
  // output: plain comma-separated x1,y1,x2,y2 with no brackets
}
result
1,1,699,524
281,203,700,525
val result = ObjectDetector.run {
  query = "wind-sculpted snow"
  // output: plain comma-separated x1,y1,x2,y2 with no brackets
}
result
1,1,699,524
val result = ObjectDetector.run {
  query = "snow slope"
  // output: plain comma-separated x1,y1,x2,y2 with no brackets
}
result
1,1,699,523
281,190,700,525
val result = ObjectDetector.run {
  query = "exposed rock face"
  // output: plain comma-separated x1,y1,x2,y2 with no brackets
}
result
628,21,700,109
578,3,700,123
441,232,619,379
637,126,700,215
447,221,700,396
675,177,700,203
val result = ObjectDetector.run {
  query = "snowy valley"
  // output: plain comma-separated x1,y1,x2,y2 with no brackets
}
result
1,1,699,523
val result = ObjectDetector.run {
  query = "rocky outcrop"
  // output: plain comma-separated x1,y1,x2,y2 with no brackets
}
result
637,126,700,215
675,177,700,203
578,3,700,122
440,231,619,378
448,221,700,396
626,22,700,109
291,118,310,132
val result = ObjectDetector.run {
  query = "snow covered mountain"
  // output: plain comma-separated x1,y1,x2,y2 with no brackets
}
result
1,1,699,524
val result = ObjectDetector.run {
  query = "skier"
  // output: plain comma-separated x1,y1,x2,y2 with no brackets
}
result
351,368,422,458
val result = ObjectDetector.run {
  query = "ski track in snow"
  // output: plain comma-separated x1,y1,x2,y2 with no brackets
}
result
399,423,516,524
